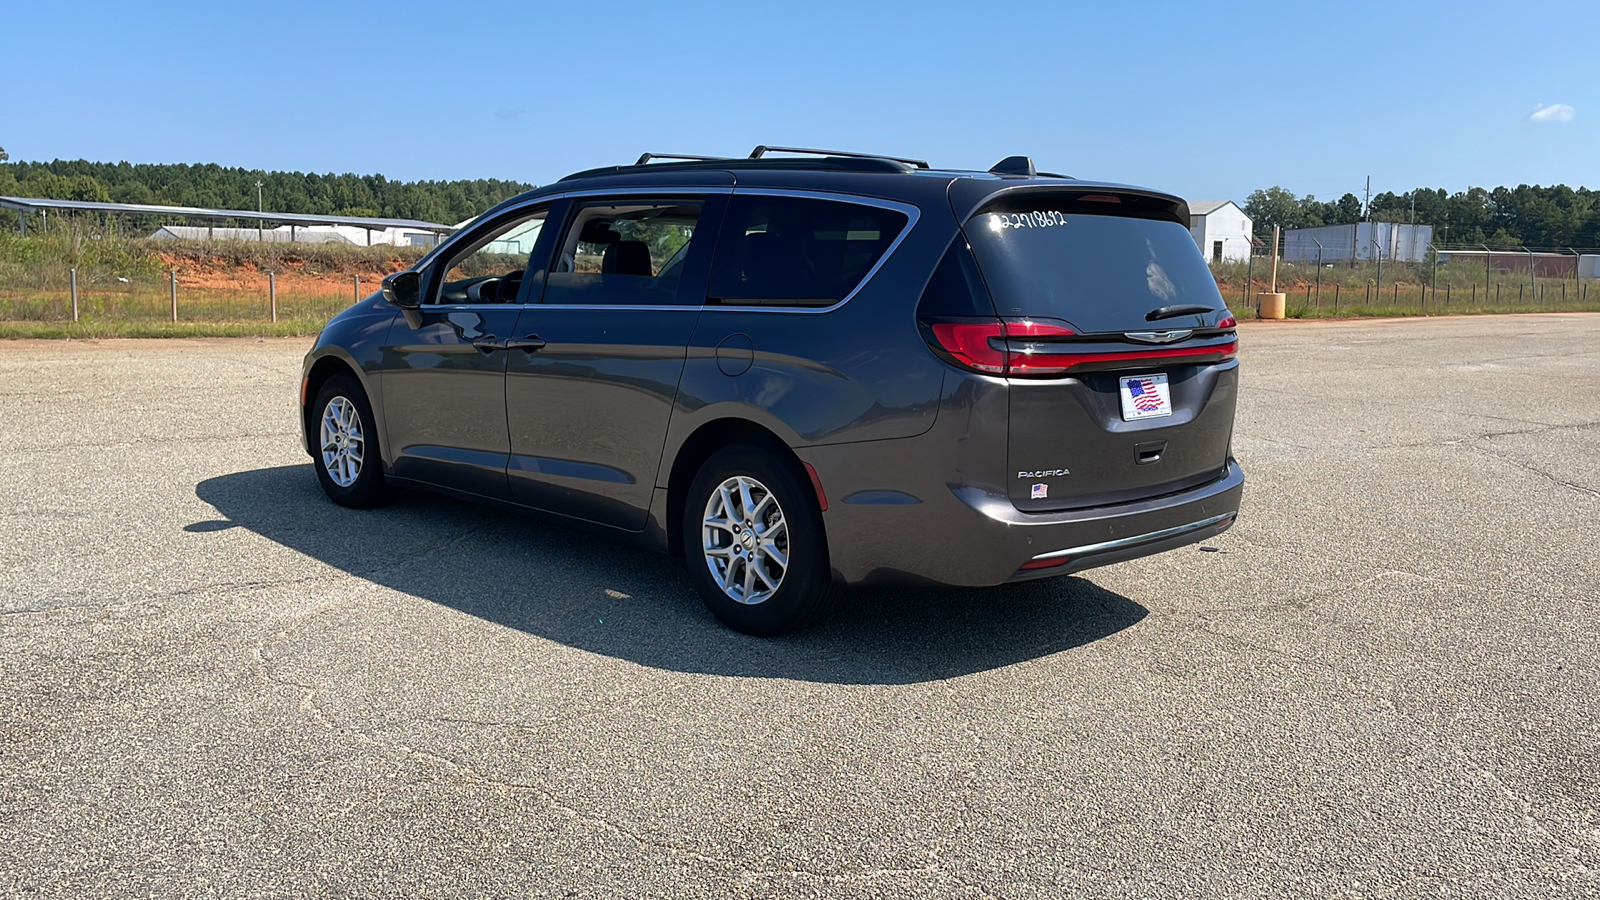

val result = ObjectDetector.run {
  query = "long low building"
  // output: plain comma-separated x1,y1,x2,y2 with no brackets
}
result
1434,249,1592,279
0,195,453,245
149,224,441,246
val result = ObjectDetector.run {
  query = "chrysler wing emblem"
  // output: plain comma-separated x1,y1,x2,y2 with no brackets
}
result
1124,330,1193,344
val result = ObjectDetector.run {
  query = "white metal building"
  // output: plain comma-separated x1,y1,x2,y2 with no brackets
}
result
1187,201,1253,264
1283,223,1433,264
150,223,440,246
1581,255,1600,279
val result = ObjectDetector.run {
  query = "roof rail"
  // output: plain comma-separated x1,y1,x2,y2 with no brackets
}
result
750,145,930,169
635,152,733,165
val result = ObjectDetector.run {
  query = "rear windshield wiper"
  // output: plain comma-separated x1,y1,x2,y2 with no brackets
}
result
1145,304,1215,322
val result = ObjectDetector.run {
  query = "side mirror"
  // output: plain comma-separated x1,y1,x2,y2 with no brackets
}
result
382,270,422,309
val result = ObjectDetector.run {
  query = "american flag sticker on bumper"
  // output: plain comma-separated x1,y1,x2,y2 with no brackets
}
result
1119,373,1172,421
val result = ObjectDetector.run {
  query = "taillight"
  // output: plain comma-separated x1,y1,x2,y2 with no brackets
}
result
1217,312,1237,329
927,321,1008,373
924,316,1236,377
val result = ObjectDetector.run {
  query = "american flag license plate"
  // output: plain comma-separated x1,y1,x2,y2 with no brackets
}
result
1119,374,1172,421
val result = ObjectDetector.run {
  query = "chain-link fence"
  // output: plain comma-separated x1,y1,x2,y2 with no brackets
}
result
4,266,379,324
1209,243,1599,316
0,217,426,328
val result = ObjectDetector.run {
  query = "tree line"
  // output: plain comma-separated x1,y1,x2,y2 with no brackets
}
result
1242,183,1599,250
0,159,535,226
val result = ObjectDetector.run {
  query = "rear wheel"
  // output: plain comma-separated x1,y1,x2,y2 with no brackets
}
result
312,374,387,508
683,445,835,636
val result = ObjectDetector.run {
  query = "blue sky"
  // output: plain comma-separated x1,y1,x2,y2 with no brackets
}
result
2,0,1592,205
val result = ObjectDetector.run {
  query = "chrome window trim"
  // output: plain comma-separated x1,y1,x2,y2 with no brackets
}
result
415,187,920,315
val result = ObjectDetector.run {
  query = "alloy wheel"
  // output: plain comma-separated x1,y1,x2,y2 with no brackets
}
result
319,396,365,488
701,475,789,605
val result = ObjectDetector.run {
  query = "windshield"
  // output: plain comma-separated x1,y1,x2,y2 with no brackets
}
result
964,207,1224,334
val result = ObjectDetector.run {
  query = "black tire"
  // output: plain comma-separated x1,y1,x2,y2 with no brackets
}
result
682,444,837,636
311,374,388,509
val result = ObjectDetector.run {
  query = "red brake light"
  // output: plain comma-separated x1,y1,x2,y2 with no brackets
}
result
1217,312,1237,329
1004,318,1074,375
928,321,1007,373
926,317,1235,377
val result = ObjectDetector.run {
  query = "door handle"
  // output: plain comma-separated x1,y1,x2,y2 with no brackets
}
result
470,336,502,353
504,336,547,352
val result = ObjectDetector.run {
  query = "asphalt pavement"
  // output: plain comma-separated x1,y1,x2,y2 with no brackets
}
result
1,315,1597,898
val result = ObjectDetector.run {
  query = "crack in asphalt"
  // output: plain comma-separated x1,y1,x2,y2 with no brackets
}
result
4,431,299,453
1462,443,1600,499
248,633,1004,896
0,575,336,621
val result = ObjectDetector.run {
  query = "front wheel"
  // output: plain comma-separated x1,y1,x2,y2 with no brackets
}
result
682,446,836,636
311,374,388,508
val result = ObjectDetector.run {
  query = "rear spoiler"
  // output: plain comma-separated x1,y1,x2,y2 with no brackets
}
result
950,182,1190,227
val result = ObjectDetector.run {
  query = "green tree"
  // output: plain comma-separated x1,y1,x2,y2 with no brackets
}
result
1333,193,1363,223
1242,186,1303,235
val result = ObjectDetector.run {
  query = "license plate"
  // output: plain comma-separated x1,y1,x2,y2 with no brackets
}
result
1119,374,1172,421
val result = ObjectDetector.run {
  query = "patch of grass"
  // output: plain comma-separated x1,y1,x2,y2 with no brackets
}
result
1281,302,1600,319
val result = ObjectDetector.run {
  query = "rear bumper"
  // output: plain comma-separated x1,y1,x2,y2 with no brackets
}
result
804,449,1244,587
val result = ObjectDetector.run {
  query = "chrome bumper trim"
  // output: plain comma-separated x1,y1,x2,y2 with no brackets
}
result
1029,511,1237,562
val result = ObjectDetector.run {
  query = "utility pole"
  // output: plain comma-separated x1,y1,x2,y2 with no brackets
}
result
1364,176,1371,222
255,180,264,243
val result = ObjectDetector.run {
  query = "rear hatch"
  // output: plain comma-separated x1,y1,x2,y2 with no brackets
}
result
921,187,1238,512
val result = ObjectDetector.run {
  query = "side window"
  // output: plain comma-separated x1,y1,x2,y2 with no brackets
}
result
542,200,703,306
432,209,548,305
706,195,909,307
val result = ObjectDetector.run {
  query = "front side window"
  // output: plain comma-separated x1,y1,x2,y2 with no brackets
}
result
542,201,703,306
706,195,909,307
433,210,548,304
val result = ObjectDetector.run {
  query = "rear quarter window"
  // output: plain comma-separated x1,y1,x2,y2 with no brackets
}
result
707,195,908,307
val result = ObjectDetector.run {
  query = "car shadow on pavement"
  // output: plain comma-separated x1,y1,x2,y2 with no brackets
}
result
195,465,1148,685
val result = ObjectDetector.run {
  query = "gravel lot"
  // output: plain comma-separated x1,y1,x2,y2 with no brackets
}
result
2,315,1597,898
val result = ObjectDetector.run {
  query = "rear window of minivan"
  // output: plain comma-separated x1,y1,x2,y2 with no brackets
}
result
964,198,1224,334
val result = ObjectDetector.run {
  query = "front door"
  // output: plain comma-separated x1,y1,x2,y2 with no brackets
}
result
504,194,724,530
381,205,551,500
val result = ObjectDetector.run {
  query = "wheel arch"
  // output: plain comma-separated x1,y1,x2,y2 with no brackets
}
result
665,417,813,559
301,354,367,457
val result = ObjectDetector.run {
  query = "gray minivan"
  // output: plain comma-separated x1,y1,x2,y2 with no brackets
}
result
299,147,1243,635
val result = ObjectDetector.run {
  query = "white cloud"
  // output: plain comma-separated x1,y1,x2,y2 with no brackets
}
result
1529,103,1576,123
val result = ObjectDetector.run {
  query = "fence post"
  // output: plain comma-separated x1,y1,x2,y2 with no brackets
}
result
1334,283,1339,310
353,273,360,304
269,271,277,323
170,270,178,322
70,267,79,323
1446,283,1450,305
1392,283,1398,305
1243,250,1255,310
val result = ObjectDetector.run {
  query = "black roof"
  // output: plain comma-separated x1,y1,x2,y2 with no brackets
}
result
484,147,1189,225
